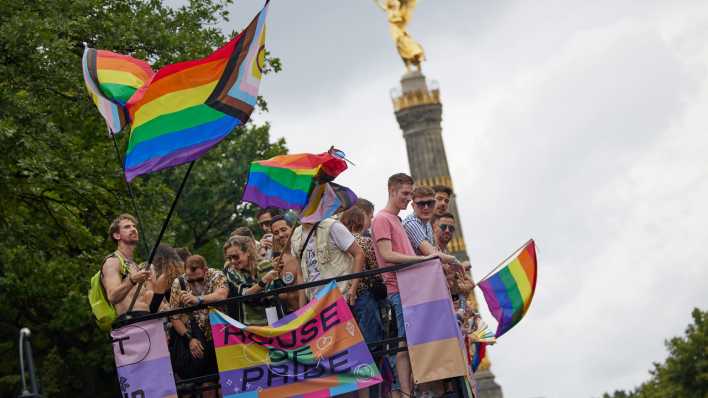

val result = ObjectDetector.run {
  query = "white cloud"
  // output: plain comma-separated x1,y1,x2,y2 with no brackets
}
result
240,0,708,396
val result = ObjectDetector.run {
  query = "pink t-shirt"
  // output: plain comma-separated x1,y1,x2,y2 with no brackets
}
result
372,209,416,294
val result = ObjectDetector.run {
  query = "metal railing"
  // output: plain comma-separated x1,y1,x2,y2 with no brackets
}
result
113,257,471,397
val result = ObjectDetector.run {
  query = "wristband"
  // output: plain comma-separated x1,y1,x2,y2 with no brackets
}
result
183,330,193,340
258,280,267,288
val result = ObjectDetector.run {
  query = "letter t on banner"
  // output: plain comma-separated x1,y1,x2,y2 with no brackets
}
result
111,319,178,398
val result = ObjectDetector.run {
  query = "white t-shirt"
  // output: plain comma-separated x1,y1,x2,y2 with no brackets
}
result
294,221,355,287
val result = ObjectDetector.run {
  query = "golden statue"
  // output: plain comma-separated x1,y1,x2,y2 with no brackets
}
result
374,0,426,70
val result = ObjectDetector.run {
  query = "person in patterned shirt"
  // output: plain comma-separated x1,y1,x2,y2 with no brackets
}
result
223,236,279,325
340,205,385,398
169,255,228,394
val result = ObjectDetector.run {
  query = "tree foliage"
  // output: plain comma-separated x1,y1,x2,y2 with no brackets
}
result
600,308,707,398
0,0,285,396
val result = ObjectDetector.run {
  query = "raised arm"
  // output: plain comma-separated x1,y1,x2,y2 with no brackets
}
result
102,257,149,305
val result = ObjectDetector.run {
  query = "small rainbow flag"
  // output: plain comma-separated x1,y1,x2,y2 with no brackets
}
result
478,239,537,337
123,1,269,181
242,151,348,211
470,341,486,373
82,47,154,134
299,182,357,223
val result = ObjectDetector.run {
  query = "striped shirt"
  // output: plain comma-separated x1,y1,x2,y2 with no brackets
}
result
402,214,434,255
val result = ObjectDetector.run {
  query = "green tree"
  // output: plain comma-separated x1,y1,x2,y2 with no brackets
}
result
0,0,285,396
600,308,707,398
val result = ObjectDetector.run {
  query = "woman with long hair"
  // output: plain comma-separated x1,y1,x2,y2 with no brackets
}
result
223,235,278,325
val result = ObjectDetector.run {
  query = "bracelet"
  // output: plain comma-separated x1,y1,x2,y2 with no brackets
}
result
128,275,135,285
257,280,267,288
197,295,204,305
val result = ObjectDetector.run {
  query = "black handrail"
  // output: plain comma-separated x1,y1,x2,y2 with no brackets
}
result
114,256,436,327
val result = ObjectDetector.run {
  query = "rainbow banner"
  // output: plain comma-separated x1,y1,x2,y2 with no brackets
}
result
209,281,382,397
299,182,357,223
82,47,154,134
123,1,269,181
478,239,537,337
111,318,177,398
397,258,468,384
242,152,348,211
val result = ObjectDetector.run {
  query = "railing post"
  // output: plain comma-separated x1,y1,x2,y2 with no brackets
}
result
18,328,41,398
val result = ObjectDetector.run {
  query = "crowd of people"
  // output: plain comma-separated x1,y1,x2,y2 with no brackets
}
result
100,172,478,398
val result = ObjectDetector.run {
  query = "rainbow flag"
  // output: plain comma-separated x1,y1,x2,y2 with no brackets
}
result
209,281,382,397
470,341,486,373
123,2,269,181
242,152,348,210
299,182,357,223
478,239,537,337
82,47,154,134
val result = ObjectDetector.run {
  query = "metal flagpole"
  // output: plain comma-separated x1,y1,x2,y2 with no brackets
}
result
475,238,533,285
125,161,196,316
109,129,151,259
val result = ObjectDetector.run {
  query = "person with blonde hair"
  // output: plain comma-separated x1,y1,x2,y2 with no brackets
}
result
223,236,278,325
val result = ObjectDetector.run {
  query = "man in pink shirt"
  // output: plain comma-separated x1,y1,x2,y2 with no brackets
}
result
372,173,433,398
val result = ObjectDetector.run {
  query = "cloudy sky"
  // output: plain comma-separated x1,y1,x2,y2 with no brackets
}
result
214,1,708,396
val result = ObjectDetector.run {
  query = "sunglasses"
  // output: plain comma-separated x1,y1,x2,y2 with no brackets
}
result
439,224,456,233
414,200,435,209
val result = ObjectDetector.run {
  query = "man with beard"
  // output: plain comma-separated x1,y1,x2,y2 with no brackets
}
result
432,185,453,217
101,214,169,320
270,215,300,312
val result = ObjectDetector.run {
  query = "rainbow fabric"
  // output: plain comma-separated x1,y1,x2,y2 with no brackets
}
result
82,47,154,134
242,152,348,211
470,341,486,373
122,2,268,181
209,281,381,398
398,258,468,383
478,239,538,337
299,182,357,223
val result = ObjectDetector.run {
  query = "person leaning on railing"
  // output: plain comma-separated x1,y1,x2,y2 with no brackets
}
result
167,255,227,396
222,236,279,325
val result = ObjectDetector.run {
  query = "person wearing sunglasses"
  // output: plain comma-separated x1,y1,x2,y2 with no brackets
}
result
433,213,475,305
432,212,457,253
402,186,459,266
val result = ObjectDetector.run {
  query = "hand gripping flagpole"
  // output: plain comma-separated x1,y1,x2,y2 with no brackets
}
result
125,160,196,316
109,127,151,259
474,238,533,285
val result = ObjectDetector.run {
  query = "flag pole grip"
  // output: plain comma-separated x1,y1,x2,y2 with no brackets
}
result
125,160,196,315
475,238,533,285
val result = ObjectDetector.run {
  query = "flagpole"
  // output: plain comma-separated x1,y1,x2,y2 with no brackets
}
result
125,160,196,316
109,129,151,259
475,238,533,285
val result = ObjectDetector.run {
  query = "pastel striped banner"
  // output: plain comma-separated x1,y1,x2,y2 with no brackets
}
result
209,281,381,397
397,258,468,384
478,239,537,337
111,318,177,398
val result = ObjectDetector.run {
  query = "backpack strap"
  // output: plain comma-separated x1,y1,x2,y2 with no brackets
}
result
298,222,321,260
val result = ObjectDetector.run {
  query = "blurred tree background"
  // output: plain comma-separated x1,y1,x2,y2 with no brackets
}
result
0,0,285,396
600,308,707,398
